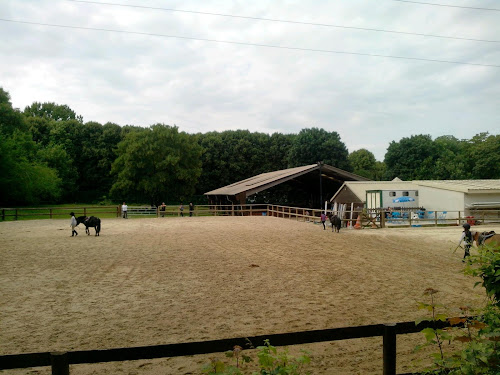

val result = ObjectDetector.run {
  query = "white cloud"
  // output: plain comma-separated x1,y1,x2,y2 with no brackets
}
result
1,0,499,160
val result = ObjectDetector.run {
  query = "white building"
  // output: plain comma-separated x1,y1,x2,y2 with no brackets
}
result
330,180,500,221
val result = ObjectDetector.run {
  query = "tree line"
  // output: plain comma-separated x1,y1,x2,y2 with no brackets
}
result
1,87,499,207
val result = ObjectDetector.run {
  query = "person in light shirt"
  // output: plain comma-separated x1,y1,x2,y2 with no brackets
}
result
70,212,78,236
122,202,128,219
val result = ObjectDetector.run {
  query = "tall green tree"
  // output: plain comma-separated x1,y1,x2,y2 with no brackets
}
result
384,134,439,180
0,87,28,135
287,128,350,170
36,143,77,201
0,132,62,205
466,133,500,179
266,132,294,171
0,88,61,205
196,130,284,194
110,124,202,204
27,116,55,146
432,135,467,179
373,161,387,181
75,121,123,201
24,102,83,122
348,148,379,179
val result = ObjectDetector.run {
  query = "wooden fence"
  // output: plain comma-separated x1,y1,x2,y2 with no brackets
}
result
0,206,120,221
266,205,500,229
155,204,269,217
0,318,464,375
2,204,499,230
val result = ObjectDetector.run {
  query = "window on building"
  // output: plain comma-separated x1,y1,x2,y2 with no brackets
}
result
403,191,409,196
389,192,396,197
415,191,419,197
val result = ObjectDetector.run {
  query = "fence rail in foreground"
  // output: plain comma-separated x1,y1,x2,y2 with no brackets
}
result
0,318,463,375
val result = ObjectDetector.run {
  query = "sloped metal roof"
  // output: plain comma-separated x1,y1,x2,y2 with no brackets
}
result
330,179,500,202
413,180,500,193
205,164,369,197
330,181,416,202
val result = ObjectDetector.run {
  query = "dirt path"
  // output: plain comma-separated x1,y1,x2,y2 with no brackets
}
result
1,217,496,374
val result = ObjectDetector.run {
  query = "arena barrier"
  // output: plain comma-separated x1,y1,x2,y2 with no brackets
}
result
2,205,499,229
0,206,120,221
0,318,465,375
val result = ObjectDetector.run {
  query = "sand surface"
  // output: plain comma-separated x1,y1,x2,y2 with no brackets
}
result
0,216,496,374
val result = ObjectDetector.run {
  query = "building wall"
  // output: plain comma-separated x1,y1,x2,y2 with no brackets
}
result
333,183,500,221
380,190,419,208
332,185,363,204
417,186,464,218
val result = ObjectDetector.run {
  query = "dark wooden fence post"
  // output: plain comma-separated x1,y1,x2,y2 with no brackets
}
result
51,352,69,375
383,323,396,375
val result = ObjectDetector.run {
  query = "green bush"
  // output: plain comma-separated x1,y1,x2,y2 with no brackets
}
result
415,243,500,374
202,340,311,375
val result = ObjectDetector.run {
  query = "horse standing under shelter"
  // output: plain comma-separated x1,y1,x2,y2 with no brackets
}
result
76,216,101,236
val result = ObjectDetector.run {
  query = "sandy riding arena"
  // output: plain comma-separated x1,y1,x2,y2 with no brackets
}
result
1,217,496,374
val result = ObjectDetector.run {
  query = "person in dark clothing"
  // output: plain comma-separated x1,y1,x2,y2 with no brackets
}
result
189,202,194,217
458,223,473,261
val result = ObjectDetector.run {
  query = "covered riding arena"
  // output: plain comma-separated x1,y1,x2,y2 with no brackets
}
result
1,217,496,374
205,163,370,209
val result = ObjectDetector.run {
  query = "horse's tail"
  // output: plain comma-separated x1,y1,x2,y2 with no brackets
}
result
97,219,101,234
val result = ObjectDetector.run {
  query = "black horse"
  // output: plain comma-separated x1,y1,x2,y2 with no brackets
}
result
328,213,341,233
76,216,101,236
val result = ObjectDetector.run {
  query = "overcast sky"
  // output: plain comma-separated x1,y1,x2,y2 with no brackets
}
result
1,0,499,160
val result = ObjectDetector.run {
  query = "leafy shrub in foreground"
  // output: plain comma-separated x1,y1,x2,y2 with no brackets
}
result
202,339,311,375
415,243,500,374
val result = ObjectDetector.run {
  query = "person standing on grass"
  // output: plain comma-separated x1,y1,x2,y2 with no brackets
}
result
179,203,184,217
189,202,194,217
160,202,166,217
458,223,473,261
122,202,128,219
321,212,327,230
70,212,78,236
